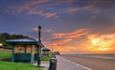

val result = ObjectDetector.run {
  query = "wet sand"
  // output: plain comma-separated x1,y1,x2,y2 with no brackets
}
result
62,54,115,70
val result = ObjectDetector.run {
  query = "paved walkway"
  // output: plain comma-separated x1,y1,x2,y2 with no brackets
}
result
56,55,92,70
33,61,49,70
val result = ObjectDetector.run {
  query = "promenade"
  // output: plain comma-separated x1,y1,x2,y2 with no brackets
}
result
63,55,115,70
56,55,92,70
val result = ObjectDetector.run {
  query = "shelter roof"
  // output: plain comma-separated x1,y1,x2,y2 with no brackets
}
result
6,38,44,47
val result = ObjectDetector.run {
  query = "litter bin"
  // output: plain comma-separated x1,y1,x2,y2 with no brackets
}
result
49,58,57,70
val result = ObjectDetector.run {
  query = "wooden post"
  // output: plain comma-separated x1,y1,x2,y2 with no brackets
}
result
25,45,27,53
31,45,35,63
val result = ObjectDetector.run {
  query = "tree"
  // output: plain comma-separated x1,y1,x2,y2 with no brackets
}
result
0,33,30,45
0,33,10,42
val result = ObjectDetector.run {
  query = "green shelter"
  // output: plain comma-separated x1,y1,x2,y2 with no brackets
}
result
6,38,44,63
42,47,51,56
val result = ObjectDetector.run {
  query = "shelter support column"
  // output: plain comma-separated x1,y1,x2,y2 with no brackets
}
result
12,45,15,62
31,45,35,63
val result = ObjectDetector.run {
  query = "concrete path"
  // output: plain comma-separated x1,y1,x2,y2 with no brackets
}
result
33,61,49,70
56,55,92,70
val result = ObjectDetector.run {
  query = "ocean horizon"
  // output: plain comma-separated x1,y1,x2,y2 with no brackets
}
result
62,54,115,60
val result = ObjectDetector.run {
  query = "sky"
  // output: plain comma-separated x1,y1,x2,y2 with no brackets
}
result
0,0,115,54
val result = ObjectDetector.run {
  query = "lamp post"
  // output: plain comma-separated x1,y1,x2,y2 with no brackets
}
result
37,26,42,66
38,26,41,42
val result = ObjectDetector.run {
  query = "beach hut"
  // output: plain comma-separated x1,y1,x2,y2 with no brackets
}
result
6,38,44,63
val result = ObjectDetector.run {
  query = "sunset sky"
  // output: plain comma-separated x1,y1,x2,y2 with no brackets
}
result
0,0,115,54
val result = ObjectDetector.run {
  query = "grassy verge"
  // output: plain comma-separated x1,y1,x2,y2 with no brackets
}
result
0,50,43,70
0,61,42,70
41,54,53,61
0,51,12,58
0,49,53,62
41,56,51,61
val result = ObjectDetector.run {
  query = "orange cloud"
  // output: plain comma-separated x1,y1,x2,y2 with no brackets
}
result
49,28,88,46
47,38,72,46
53,28,88,39
45,28,89,53
87,33,115,53
48,45,78,54
45,28,115,54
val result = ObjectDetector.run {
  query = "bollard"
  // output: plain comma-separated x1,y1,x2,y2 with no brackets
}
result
49,58,57,70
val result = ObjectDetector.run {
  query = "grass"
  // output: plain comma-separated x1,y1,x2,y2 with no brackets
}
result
0,61,42,70
41,56,51,61
0,50,12,58
0,50,42,70
0,50,53,61
0,49,52,70
41,53,53,61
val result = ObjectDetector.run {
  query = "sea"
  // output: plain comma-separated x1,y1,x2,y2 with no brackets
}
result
62,54,115,60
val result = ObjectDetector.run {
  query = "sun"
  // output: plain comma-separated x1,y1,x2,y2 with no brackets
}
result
92,39,100,45
91,38,109,51
88,34,115,52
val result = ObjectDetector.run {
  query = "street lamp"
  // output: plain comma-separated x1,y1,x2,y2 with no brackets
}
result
37,25,42,66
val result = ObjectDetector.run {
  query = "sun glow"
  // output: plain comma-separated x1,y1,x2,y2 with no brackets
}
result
88,34,115,52
47,33,115,53
91,39,110,51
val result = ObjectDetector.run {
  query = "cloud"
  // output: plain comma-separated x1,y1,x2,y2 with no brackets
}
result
43,12,57,18
45,28,115,54
87,33,115,53
52,0,77,4
63,0,115,14
9,0,57,18
53,28,88,39
66,5,97,14
60,0,115,11
7,0,115,19
47,38,72,46
31,0,49,4
89,8,115,34
92,0,115,9
2,0,115,53
32,27,54,33
32,27,38,32
46,28,88,51
45,28,53,33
